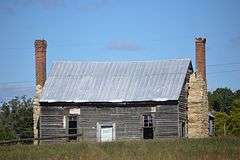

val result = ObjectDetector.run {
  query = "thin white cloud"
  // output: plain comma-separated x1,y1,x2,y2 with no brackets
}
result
78,0,111,11
106,40,145,52
0,85,34,102
19,0,64,9
0,4,15,14
0,0,64,13
0,0,111,13
37,0,64,9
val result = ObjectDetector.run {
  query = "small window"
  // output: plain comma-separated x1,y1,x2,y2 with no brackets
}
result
143,115,153,128
68,115,78,140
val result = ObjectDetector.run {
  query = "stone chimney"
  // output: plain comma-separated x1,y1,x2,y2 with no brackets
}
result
187,37,209,138
33,39,47,144
195,37,206,80
35,40,47,87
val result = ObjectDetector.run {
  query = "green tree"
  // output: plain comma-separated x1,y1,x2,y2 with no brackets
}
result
208,88,234,113
0,102,15,140
228,99,240,136
234,90,240,99
0,96,33,141
214,112,230,136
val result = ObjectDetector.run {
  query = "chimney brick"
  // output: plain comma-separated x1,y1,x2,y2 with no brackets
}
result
34,40,47,87
195,37,206,80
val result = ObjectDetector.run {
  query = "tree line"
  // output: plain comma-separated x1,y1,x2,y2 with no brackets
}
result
0,88,239,141
0,96,33,141
208,88,240,136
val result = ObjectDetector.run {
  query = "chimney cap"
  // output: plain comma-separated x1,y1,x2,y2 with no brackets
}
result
34,39,47,48
195,37,206,43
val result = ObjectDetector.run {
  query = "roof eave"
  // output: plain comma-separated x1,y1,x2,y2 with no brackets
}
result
40,100,179,107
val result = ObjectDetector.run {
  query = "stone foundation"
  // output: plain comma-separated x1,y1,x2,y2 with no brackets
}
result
187,72,209,138
33,85,42,144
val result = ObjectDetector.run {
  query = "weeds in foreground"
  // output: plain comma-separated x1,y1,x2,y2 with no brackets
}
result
0,137,239,160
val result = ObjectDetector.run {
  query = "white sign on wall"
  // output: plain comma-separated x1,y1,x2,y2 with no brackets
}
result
151,107,156,112
69,108,80,115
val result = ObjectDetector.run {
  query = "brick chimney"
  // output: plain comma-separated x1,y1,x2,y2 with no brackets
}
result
195,37,206,80
33,39,47,144
34,40,47,87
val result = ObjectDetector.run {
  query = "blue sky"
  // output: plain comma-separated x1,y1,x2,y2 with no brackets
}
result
0,0,240,101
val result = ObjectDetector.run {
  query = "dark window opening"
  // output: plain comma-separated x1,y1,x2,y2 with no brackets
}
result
143,115,153,127
68,115,78,140
181,122,185,137
209,117,214,136
142,115,153,139
143,128,153,139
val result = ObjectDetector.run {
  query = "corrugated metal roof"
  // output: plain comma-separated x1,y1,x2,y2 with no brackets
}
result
40,59,191,103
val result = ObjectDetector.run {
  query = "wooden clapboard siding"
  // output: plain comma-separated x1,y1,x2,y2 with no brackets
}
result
39,86,191,142
178,67,193,136
40,107,66,143
40,104,180,142
154,105,178,138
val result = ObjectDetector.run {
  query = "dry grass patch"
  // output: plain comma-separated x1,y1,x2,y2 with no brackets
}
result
0,137,239,160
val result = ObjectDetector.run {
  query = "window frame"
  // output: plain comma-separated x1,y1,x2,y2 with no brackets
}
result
67,114,78,140
142,114,153,128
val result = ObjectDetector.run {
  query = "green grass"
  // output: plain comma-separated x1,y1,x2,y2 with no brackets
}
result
0,137,240,160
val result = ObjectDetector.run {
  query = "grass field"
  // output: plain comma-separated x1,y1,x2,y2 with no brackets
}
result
0,137,240,160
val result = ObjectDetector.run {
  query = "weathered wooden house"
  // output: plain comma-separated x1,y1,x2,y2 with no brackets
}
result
33,38,210,143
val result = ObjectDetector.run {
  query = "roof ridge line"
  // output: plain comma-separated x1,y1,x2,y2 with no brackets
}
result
52,58,191,64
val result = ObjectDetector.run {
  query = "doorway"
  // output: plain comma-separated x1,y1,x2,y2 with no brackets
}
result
100,125,113,142
68,115,78,140
181,121,185,137
97,123,116,142
143,128,153,139
143,115,154,139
